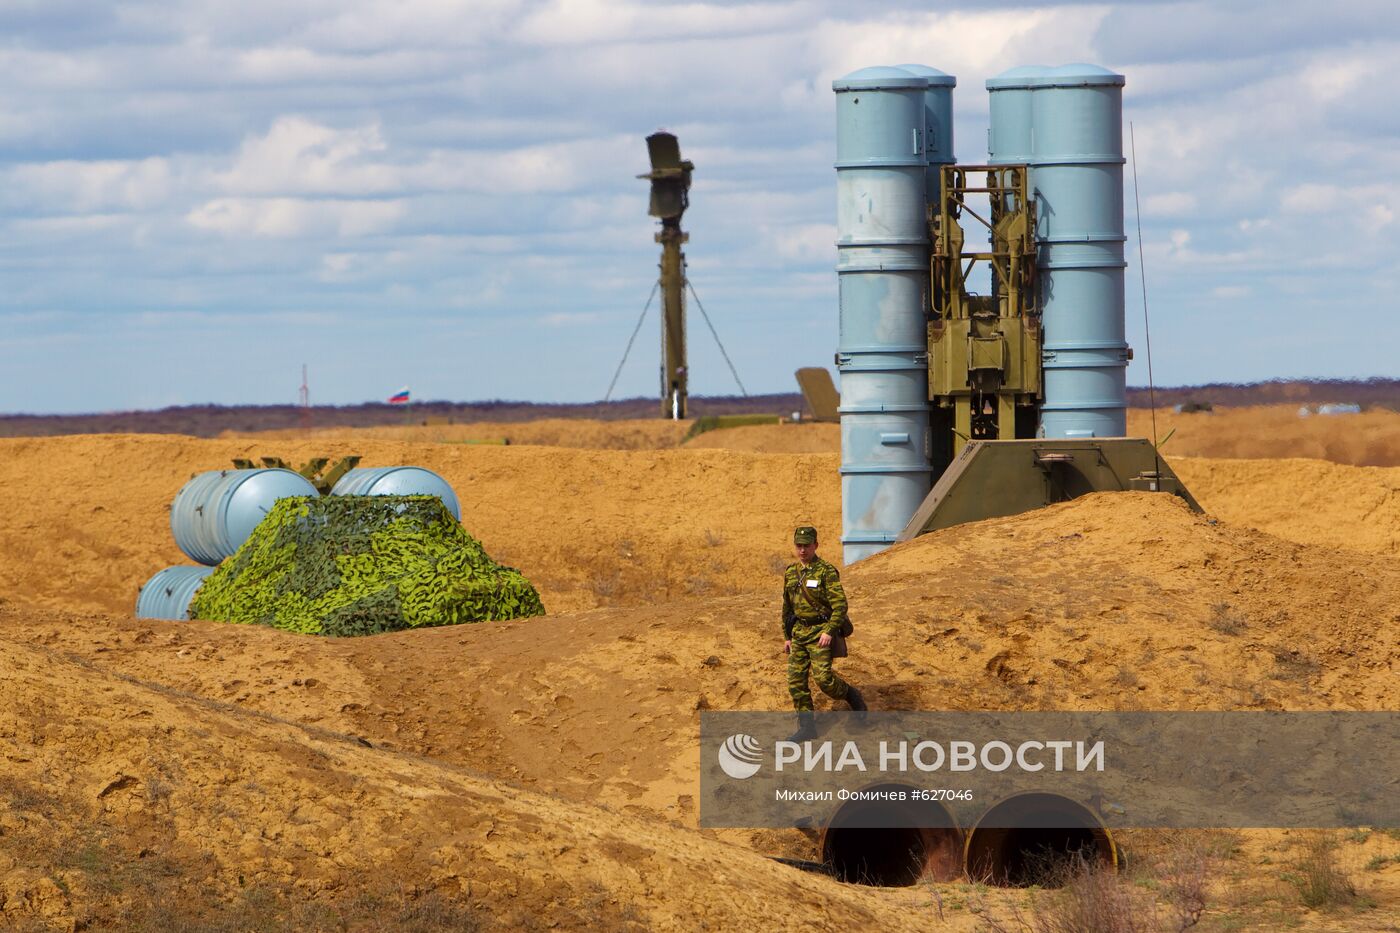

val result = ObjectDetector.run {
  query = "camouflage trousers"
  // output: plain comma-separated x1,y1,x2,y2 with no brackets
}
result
787,621,849,712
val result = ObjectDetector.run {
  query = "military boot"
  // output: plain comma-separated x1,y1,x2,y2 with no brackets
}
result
844,686,868,713
785,712,817,743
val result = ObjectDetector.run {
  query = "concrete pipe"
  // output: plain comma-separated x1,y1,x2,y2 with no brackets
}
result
964,792,1117,886
819,782,963,886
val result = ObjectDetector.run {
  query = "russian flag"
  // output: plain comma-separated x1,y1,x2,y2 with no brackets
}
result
387,386,411,405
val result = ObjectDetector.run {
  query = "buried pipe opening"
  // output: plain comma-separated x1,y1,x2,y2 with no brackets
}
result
964,792,1117,887
819,782,963,886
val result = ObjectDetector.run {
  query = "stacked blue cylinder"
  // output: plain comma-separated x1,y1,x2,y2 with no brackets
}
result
170,468,320,565
833,65,947,564
136,565,216,620
988,64,1129,439
140,464,463,620
894,64,957,200
330,466,462,521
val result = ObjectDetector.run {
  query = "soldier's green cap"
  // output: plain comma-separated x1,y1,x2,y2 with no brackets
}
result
793,526,817,544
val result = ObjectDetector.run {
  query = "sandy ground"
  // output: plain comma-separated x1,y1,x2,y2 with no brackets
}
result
229,417,693,450
1126,405,1400,467
252,404,1400,469
3,421,1400,929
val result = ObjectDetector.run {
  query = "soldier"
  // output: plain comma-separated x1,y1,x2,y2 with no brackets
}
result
782,526,866,741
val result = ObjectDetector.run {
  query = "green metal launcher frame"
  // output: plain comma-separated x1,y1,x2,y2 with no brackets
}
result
900,164,1199,540
928,164,1042,480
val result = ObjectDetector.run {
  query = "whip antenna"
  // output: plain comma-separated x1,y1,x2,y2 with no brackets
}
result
1129,122,1162,474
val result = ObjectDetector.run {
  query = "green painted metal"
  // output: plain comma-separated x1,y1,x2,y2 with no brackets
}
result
230,455,362,495
639,131,693,419
927,163,1042,480
895,438,1201,539
795,367,840,422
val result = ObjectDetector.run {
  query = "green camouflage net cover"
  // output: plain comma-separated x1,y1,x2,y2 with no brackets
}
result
190,495,545,636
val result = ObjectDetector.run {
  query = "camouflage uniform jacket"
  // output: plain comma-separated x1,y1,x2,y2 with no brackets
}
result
781,557,848,640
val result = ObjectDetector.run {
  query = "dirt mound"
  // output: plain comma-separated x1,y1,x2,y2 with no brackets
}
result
684,422,840,453
5,468,1400,926
10,493,1398,834
6,433,1400,631
1130,403,1400,466
1172,456,1400,555
228,417,692,450
22,494,1394,805
674,403,1400,465
221,402,1400,467
0,434,839,617
679,402,1400,464
0,636,938,931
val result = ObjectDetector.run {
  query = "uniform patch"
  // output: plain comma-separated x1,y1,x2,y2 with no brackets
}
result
805,579,819,588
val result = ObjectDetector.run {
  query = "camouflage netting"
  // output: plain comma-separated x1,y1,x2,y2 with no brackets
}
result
190,495,545,636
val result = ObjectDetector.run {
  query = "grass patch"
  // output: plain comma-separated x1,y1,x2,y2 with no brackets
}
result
973,831,1233,933
1267,646,1320,681
976,860,1159,933
1281,832,1359,909
1206,603,1246,636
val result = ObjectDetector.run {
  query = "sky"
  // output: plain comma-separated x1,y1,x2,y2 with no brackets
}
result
3,0,1399,414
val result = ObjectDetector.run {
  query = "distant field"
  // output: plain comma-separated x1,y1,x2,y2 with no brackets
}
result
0,393,805,437
4,378,1398,438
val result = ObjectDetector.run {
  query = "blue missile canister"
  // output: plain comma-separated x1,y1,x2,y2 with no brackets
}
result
987,65,1046,166
896,63,957,199
1031,64,1129,439
989,64,1129,439
833,66,936,563
171,468,319,566
329,465,461,520
135,565,216,620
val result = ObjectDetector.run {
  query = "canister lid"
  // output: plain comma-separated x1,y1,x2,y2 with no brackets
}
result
1028,63,1125,88
832,65,927,91
985,65,1049,90
894,63,957,87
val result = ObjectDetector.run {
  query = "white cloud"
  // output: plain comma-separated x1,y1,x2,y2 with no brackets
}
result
185,196,405,237
216,116,398,195
768,223,835,263
130,309,340,327
7,158,174,212
541,311,603,326
1281,182,1400,231
306,0,523,52
513,0,800,47
810,7,1113,87
1141,191,1197,217
1211,285,1250,299
1299,58,1374,102
5,0,1400,411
